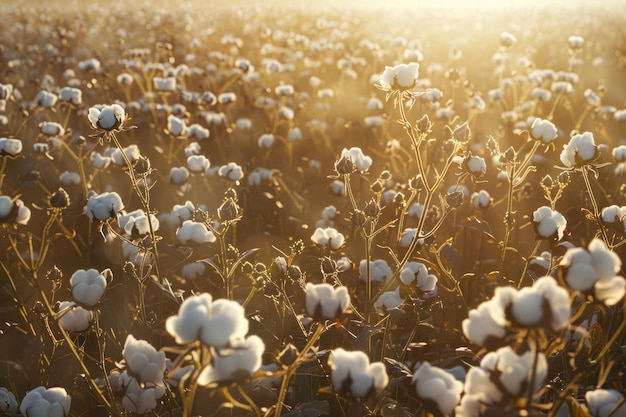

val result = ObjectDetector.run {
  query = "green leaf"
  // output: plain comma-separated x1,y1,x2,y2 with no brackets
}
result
457,216,497,241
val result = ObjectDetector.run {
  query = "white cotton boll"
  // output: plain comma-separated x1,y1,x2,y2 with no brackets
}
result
510,288,543,326
275,84,294,96
170,201,195,225
187,155,210,173
305,283,350,320
340,147,372,173
588,239,621,279
218,162,244,182
110,144,140,166
176,220,216,245
57,301,92,332
494,347,546,396
181,262,206,280
400,228,424,248
374,287,404,313
530,118,558,144
278,106,294,120
413,362,464,417
258,133,275,149
379,62,419,91
184,142,201,157
40,121,65,137
36,90,58,107
0,387,17,414
328,349,388,398
594,277,626,306
153,76,176,92
187,124,209,140
20,386,71,417
197,335,264,385
0,138,22,156
123,335,166,384
560,131,597,167
601,205,624,223
471,190,492,209
462,299,507,347
359,259,392,283
310,227,345,250
585,389,626,417
167,114,187,136
169,166,190,184
364,116,383,128
118,372,165,414
59,171,80,186
236,118,252,131
166,293,213,344
70,268,108,307
288,127,302,141
533,277,571,331
464,155,486,177
85,192,124,221
91,152,111,169
199,299,249,349
407,203,424,219
565,263,596,292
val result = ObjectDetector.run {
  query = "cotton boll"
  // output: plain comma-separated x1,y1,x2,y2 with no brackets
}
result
585,389,626,417
310,227,345,250
510,289,543,326
413,362,464,417
57,301,92,332
85,192,124,221
589,239,621,279
328,349,388,398
305,283,350,320
70,268,108,307
122,335,166,384
374,287,404,314
118,372,165,414
20,386,71,417
176,220,216,245
181,262,206,280
197,335,264,385
359,259,392,283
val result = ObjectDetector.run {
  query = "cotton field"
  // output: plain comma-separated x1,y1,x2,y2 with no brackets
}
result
0,0,625,416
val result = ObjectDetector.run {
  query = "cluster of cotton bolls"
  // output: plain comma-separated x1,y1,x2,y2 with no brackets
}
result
57,268,111,332
165,293,264,385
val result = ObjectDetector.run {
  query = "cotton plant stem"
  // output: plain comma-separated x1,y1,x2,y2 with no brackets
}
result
109,131,165,287
0,259,36,336
580,165,611,247
273,323,326,417
517,239,542,289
